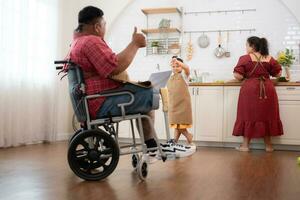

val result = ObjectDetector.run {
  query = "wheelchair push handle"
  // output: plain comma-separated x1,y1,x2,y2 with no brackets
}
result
54,60,76,71
54,60,76,65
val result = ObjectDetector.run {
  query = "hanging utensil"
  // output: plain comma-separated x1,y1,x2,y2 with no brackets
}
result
169,43,181,55
198,32,210,48
225,31,231,57
214,31,225,58
186,33,193,61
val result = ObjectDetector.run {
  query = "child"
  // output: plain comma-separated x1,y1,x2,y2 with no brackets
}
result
167,56,194,145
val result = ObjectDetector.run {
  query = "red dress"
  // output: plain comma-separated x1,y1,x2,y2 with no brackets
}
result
232,54,284,138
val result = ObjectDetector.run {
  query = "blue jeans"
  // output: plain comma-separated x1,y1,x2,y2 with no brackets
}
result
96,83,154,118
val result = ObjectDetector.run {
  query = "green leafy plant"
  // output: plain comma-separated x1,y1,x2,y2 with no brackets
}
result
151,41,160,47
277,48,295,67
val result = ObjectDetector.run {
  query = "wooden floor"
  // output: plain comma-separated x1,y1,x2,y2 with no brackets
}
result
0,142,300,200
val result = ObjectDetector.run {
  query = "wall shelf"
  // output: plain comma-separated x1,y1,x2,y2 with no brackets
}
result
142,7,182,15
184,8,256,15
146,38,180,55
142,28,181,34
141,7,183,56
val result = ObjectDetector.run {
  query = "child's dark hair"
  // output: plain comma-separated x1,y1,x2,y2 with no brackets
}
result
247,36,269,56
172,55,183,63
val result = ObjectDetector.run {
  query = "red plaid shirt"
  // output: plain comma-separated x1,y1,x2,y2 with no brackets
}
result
69,33,121,119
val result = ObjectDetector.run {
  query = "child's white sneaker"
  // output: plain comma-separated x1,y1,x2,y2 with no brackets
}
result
174,143,195,158
188,143,197,151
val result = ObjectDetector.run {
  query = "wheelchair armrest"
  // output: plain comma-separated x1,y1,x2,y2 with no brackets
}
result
86,88,135,100
86,89,135,118
99,88,135,95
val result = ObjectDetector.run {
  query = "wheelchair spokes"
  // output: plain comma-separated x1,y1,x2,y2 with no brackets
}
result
68,129,119,181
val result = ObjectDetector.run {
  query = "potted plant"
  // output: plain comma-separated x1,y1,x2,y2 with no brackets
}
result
277,49,295,81
151,41,160,54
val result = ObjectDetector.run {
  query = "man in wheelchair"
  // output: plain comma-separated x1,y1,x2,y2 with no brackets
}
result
69,6,158,155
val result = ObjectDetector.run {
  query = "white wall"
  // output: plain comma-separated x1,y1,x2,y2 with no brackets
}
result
281,0,300,23
107,0,300,82
59,0,133,56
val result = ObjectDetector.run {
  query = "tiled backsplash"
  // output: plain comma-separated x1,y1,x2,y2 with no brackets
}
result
107,0,300,82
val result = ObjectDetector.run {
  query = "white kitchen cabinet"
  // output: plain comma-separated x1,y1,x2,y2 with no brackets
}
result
155,86,224,142
126,100,168,140
223,87,242,143
127,119,140,139
154,100,168,140
123,99,169,141
188,87,197,141
273,86,300,145
192,86,224,142
117,120,130,138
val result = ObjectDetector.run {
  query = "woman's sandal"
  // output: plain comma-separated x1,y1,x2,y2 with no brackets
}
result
265,147,274,152
235,145,250,152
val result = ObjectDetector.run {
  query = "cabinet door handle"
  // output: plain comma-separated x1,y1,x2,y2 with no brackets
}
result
286,87,296,90
196,88,199,95
192,88,195,95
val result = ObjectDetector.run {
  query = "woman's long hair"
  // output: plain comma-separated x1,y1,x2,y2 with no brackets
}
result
247,36,269,56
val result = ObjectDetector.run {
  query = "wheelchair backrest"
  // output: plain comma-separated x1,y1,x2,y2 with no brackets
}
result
67,64,88,122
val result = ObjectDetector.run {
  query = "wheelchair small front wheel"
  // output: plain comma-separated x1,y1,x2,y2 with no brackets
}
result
131,153,140,169
68,129,119,181
137,158,148,181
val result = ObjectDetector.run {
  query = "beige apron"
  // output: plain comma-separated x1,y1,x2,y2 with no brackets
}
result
167,73,193,125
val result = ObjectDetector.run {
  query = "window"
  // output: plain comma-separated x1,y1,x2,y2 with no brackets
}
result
0,0,58,87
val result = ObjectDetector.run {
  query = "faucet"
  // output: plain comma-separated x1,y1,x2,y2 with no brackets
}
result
157,64,160,71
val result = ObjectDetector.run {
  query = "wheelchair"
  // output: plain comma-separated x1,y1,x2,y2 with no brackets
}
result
54,60,169,181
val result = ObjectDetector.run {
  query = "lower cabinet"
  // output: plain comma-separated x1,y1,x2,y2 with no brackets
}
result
273,87,300,145
119,85,300,146
191,87,224,142
117,120,130,138
223,87,242,143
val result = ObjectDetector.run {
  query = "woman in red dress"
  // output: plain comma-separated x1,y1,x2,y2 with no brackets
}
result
233,36,283,152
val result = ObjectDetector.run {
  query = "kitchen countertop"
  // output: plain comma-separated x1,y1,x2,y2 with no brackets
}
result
189,81,300,87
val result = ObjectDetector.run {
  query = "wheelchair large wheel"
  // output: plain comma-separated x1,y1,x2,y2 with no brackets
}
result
68,129,119,181
68,129,83,145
